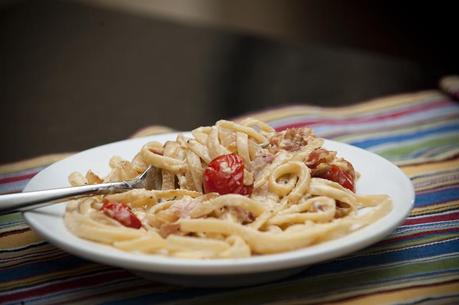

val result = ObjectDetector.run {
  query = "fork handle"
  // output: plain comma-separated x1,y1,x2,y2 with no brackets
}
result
0,181,132,215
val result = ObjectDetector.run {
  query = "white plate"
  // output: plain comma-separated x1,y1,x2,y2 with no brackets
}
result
23,133,415,286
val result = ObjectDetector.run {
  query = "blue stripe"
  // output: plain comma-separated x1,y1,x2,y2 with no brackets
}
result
415,188,459,207
100,287,223,305
350,122,459,149
403,293,459,305
0,254,89,282
396,220,459,234
0,180,29,194
0,213,26,230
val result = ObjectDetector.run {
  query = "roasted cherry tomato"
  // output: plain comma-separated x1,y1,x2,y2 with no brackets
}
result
318,164,355,192
102,202,142,229
203,153,253,195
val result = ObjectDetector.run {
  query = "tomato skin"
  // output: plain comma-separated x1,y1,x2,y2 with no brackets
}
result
102,202,142,229
203,153,253,196
318,165,355,192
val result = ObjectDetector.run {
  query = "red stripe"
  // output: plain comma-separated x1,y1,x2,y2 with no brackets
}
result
382,227,459,244
403,212,459,226
0,270,132,303
0,172,38,184
275,99,450,130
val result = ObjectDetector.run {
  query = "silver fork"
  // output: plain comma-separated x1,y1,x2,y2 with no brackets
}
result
0,166,160,215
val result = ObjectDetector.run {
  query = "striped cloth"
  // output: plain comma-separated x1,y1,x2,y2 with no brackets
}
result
1,83,459,304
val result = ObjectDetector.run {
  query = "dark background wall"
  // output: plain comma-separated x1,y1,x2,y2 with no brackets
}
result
1,0,457,163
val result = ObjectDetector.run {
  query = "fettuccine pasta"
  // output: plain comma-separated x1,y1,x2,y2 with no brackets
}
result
65,119,392,258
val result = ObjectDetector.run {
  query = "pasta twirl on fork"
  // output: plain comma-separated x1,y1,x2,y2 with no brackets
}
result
65,119,392,258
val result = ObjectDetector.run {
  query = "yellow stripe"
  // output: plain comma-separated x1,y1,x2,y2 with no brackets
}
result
0,153,73,175
411,200,459,216
413,175,459,192
130,126,176,138
0,242,54,259
237,91,439,122
329,90,439,114
0,249,67,269
0,243,60,261
327,280,459,305
401,159,459,177
0,229,42,249
415,180,459,193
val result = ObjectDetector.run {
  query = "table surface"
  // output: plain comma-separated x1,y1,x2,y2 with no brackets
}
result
1,78,459,304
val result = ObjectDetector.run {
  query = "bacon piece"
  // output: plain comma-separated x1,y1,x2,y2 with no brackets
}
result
159,223,180,237
170,196,201,219
268,127,314,153
306,148,356,192
250,152,274,176
228,206,254,224
306,148,336,169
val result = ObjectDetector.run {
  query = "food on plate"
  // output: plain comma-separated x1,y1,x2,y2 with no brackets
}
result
65,119,392,258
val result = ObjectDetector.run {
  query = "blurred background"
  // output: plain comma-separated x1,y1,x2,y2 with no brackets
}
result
1,0,457,163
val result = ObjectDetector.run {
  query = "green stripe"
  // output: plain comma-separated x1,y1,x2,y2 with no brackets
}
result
374,134,459,160
351,234,459,257
0,212,24,226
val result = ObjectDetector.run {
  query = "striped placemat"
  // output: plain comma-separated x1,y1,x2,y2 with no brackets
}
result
1,81,459,304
